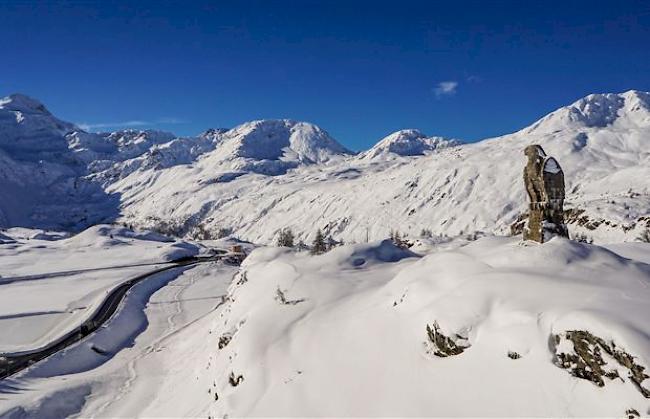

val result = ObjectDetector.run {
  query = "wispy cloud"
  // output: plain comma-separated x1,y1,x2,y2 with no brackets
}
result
77,117,187,132
77,120,149,131
156,117,187,124
433,81,458,98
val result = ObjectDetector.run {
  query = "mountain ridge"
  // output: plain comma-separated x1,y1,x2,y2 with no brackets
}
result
0,91,648,244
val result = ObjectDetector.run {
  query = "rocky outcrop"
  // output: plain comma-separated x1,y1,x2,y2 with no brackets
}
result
551,330,650,398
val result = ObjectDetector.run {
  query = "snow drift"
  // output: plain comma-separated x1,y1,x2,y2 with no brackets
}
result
205,237,650,417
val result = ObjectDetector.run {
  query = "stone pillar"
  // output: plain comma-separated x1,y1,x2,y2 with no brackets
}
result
523,145,568,243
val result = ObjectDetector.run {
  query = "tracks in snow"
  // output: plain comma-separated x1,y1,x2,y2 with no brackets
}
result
91,264,232,416
0,255,235,381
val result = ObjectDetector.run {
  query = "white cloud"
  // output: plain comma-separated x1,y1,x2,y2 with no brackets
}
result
77,117,187,132
433,81,458,97
77,120,149,131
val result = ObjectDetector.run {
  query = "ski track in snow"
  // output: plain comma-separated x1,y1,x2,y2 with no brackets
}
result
91,265,230,416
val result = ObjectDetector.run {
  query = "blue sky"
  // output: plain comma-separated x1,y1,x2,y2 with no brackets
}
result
3,1,650,150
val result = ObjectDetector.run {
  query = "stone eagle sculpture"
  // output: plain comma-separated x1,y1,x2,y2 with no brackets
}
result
523,145,568,242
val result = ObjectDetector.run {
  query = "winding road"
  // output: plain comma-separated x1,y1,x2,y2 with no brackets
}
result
0,253,240,381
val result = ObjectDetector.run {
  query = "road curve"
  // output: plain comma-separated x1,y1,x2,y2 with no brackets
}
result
0,261,178,285
0,254,239,380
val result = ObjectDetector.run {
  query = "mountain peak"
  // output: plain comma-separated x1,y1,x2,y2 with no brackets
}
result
620,89,650,113
0,93,51,114
196,119,352,175
526,90,650,134
101,129,176,143
199,128,229,141
363,129,461,159
221,119,351,163
0,93,77,161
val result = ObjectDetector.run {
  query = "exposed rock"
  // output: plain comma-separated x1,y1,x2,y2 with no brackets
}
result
229,372,244,387
551,330,650,398
218,334,232,350
275,287,306,305
425,321,470,357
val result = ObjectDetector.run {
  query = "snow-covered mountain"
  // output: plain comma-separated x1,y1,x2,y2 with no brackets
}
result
360,129,461,159
526,91,650,134
0,95,107,228
110,90,649,244
196,119,352,175
89,119,352,185
0,94,188,228
0,91,648,243
0,94,77,162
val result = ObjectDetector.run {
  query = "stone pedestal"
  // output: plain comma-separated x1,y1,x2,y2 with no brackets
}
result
524,204,544,242
524,203,568,243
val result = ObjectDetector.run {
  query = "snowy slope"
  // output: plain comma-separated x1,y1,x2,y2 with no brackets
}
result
69,129,176,167
0,97,354,229
526,91,650,133
111,90,650,244
0,257,237,418
0,94,191,229
88,133,220,185
0,94,77,163
0,225,201,354
198,237,650,417
2,237,649,417
0,145,115,229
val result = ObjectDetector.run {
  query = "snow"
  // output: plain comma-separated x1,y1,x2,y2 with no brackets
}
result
196,119,353,175
0,225,201,354
3,236,648,417
360,128,461,158
201,237,650,417
526,90,650,133
0,94,76,162
1,259,237,418
0,231,17,244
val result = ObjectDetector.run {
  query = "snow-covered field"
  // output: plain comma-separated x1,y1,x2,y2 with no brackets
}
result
2,236,648,417
0,225,201,354
202,237,650,417
1,259,237,418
